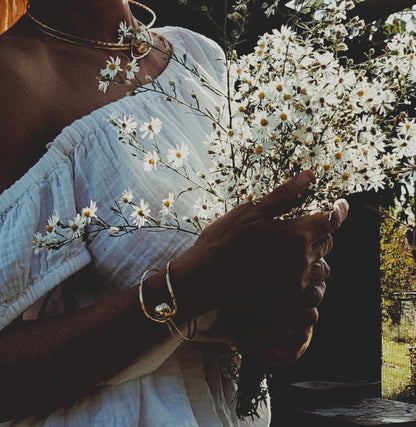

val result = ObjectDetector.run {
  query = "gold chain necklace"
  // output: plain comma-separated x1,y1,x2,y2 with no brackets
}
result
26,1,156,60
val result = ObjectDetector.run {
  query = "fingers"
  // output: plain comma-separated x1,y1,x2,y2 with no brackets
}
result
286,198,348,248
312,234,333,259
236,322,314,367
331,199,349,231
310,259,330,282
303,259,330,307
255,170,316,218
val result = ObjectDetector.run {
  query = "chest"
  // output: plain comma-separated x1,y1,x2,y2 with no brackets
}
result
2,45,169,190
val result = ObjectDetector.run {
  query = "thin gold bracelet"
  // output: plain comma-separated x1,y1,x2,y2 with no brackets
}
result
138,261,196,342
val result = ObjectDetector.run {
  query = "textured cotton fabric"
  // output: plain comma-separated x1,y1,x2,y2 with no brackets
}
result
0,27,270,426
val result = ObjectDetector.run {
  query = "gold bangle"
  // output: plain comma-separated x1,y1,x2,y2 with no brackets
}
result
138,261,196,342
139,266,177,323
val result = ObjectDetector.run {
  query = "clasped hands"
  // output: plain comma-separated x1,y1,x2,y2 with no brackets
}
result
186,169,349,366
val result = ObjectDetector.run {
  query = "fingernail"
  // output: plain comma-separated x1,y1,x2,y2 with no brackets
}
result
310,263,322,281
295,170,316,188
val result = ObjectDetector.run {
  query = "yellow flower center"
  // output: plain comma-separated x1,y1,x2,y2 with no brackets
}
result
255,146,263,155
335,152,342,159
280,113,288,121
260,118,268,126
109,63,117,71
342,173,350,181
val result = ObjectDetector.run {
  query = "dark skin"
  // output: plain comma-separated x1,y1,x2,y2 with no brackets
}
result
0,0,349,421
0,0,170,189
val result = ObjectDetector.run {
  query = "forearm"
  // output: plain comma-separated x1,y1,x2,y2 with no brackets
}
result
0,256,214,421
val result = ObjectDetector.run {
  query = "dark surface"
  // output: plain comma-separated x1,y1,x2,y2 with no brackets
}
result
273,192,382,385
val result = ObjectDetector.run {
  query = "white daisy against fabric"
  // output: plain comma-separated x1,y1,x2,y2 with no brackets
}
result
34,0,415,255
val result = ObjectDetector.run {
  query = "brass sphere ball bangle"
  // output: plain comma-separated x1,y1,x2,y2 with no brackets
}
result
139,260,197,343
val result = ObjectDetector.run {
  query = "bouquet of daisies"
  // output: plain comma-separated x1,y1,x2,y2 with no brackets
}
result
34,0,416,253
32,0,416,419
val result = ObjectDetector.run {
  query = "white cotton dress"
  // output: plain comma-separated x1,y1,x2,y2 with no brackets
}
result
0,27,270,426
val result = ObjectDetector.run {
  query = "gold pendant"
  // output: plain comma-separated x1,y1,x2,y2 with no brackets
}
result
130,39,150,59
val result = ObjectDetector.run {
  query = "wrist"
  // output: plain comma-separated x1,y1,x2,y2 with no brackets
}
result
142,250,218,325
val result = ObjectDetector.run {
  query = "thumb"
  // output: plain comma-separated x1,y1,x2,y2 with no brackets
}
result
255,170,316,218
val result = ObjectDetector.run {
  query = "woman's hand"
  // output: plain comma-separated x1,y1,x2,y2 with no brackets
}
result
171,170,349,316
172,180,348,366
223,258,334,367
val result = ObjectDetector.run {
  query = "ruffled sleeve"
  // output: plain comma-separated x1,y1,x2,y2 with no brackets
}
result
0,25,226,332
0,146,92,330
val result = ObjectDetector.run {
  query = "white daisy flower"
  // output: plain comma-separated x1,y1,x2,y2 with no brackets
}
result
160,193,175,216
139,116,163,140
120,188,134,206
102,56,123,79
398,119,416,137
81,201,98,223
45,213,59,235
143,150,159,172
265,0,280,17
193,196,213,220
33,232,45,255
98,79,110,93
167,143,190,168
118,21,132,41
117,115,138,135
130,199,151,228
392,136,415,159
65,214,87,241
125,59,140,80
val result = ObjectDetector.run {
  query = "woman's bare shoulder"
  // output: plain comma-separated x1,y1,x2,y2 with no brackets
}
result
0,24,53,191
0,23,51,115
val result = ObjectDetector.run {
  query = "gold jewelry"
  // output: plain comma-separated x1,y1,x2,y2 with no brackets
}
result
139,261,196,343
26,1,156,59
